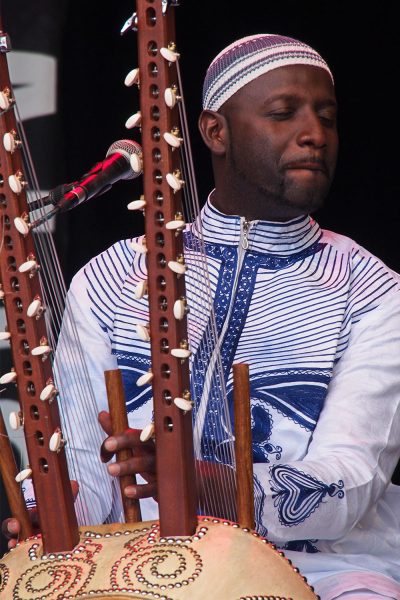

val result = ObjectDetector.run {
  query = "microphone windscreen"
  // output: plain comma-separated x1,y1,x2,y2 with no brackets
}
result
106,139,143,180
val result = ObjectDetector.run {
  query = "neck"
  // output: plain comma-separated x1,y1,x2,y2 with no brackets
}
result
210,187,307,222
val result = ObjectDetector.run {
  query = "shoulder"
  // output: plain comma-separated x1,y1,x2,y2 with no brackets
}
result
320,227,400,324
70,237,145,295
321,227,400,285
67,238,147,333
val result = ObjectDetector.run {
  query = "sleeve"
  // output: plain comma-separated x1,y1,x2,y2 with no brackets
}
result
53,265,120,526
253,290,400,542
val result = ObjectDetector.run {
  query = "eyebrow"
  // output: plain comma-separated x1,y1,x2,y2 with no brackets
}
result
263,93,337,109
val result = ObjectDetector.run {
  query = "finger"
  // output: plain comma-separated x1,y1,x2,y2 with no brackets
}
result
7,518,20,536
104,429,155,455
2,511,41,541
71,480,79,500
100,433,132,464
2,517,20,539
98,410,112,435
101,428,155,463
114,429,156,452
100,438,114,463
107,454,155,478
124,481,157,500
8,538,18,550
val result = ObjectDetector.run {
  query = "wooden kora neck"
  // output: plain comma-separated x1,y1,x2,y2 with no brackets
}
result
0,18,79,553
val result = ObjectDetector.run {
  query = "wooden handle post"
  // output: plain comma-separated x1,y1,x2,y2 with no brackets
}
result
232,363,255,530
104,369,141,523
0,409,33,539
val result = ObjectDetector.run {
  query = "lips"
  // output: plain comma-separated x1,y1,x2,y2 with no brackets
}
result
282,158,328,175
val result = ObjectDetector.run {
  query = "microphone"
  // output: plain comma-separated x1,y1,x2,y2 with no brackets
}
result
34,139,142,212
17,140,142,232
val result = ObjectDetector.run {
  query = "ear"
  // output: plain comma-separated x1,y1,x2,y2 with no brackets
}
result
198,109,228,156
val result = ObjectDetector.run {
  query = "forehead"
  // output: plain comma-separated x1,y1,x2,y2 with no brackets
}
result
224,64,336,108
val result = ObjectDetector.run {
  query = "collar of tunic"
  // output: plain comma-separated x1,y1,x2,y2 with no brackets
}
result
192,196,322,256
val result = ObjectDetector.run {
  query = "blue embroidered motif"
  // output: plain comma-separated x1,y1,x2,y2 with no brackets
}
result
116,353,152,412
251,402,282,463
270,464,344,527
283,539,319,553
254,473,268,538
251,370,330,431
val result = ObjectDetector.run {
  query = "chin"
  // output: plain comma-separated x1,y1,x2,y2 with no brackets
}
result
285,192,326,216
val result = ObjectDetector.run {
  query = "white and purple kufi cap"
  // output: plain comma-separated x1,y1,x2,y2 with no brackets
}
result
202,33,333,112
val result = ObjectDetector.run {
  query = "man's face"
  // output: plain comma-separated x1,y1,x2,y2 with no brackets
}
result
220,64,338,220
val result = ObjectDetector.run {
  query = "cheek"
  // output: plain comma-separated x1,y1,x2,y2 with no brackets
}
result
229,121,284,174
251,140,283,176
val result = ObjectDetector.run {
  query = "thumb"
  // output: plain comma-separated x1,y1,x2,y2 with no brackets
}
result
71,480,79,500
98,410,113,436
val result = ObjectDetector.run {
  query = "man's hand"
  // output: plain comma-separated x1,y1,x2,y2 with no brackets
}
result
2,516,28,550
98,411,157,501
98,411,234,516
1,480,79,550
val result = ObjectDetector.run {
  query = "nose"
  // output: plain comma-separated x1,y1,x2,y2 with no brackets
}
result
296,109,327,149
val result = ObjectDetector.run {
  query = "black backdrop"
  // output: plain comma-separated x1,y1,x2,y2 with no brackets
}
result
8,0,397,285
1,0,399,554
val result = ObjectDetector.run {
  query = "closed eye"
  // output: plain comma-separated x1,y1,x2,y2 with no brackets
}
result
267,109,295,120
318,111,337,128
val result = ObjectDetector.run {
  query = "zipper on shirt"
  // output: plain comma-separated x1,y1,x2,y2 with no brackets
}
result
241,218,251,250
231,217,253,298
194,216,253,445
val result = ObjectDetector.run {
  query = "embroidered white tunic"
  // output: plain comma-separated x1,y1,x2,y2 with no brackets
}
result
55,198,400,592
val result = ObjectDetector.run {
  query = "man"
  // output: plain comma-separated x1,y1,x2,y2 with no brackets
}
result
4,34,400,599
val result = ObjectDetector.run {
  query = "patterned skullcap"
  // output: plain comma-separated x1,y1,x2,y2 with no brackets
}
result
202,33,333,111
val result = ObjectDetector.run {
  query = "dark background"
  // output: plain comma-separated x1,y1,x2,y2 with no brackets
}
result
60,0,400,282
4,0,399,283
